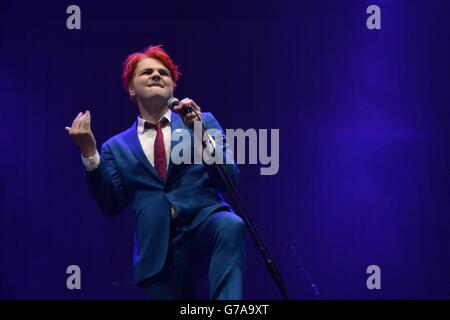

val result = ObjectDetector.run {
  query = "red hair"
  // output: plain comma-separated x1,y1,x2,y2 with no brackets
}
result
121,45,181,94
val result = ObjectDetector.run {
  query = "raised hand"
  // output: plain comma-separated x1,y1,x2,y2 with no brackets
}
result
172,98,202,128
65,111,97,157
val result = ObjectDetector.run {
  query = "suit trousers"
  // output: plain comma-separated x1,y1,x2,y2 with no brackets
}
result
143,210,246,300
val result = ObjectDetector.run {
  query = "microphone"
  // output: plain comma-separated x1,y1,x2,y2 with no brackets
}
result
168,97,193,115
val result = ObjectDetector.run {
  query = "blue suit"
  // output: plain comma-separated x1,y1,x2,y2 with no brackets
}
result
84,112,246,299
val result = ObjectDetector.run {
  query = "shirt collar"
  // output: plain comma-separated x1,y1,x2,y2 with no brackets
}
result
137,109,172,134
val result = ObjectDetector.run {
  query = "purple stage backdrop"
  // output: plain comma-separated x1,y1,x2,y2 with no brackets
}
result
1,0,449,299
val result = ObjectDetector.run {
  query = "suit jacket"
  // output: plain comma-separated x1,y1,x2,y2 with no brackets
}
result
84,112,239,285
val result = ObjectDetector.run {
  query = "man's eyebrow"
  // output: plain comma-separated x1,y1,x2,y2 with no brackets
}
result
138,68,170,74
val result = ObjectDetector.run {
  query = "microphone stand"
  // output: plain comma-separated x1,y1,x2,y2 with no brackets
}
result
189,108,289,300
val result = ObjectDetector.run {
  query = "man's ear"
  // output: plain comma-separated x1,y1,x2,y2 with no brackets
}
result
128,86,136,97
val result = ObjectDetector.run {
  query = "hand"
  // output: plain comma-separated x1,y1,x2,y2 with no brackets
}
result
65,110,97,157
172,98,202,128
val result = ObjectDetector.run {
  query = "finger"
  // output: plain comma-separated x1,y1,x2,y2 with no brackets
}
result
179,98,191,106
83,111,91,130
75,113,87,130
175,104,191,114
182,109,193,119
180,98,200,112
188,109,201,121
188,111,197,120
65,126,71,133
189,100,201,112
73,111,85,129
184,112,199,125
71,112,83,128
178,98,193,111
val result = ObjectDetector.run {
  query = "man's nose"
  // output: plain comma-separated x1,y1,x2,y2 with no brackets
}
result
151,72,161,80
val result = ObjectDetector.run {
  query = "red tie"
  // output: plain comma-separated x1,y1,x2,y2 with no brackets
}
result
145,119,169,180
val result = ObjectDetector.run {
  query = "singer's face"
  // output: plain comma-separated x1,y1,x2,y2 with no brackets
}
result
129,57,174,103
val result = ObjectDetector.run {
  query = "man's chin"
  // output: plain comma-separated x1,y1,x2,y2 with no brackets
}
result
141,94,170,104
136,94,172,109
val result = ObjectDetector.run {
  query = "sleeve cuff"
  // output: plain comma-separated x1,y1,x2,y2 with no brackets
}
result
81,150,100,171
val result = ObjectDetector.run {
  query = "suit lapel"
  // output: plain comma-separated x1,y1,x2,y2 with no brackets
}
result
123,121,163,183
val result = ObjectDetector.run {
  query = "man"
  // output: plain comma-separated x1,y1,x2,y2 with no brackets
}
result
65,45,246,299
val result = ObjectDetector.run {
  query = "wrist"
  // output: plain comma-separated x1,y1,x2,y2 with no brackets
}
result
82,148,97,158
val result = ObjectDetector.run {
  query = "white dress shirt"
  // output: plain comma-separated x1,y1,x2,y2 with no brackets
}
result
136,110,172,169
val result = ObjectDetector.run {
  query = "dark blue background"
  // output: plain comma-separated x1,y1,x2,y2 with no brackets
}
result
1,0,449,299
